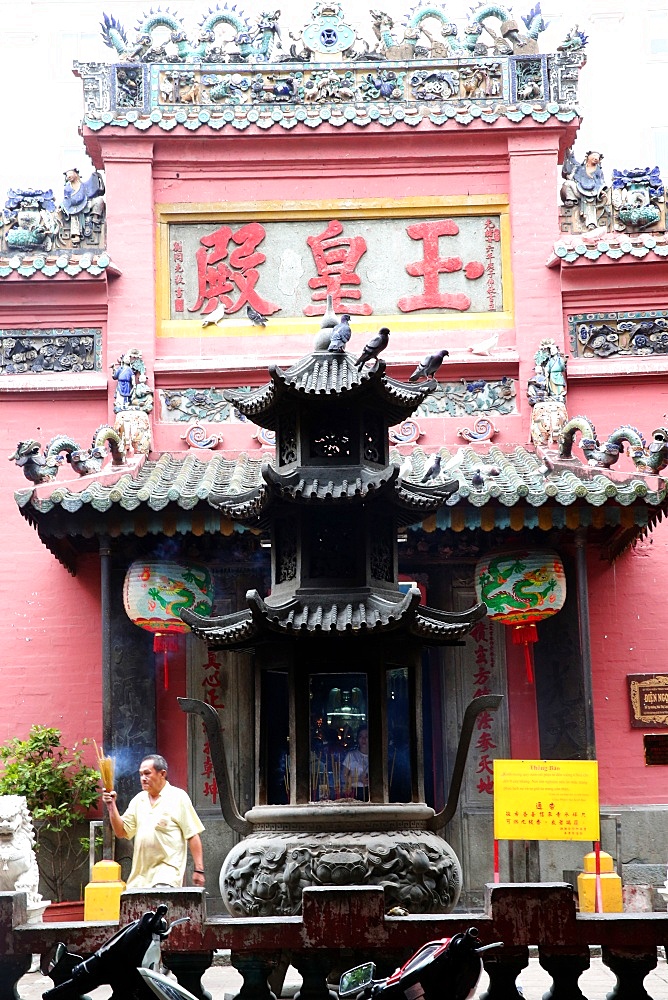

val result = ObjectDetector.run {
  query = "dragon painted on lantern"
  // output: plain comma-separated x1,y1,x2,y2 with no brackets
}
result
476,552,560,623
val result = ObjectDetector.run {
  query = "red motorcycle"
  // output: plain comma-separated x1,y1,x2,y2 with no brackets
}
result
339,927,501,1000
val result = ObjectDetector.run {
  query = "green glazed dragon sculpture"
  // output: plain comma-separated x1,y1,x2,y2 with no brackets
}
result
558,416,668,474
9,427,125,484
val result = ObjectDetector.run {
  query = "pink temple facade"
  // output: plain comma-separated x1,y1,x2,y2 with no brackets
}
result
2,5,668,905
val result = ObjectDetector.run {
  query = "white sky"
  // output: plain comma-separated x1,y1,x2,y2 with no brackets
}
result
0,1,665,203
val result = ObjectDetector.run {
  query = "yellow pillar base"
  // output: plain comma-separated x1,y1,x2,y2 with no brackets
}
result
577,851,623,912
84,860,126,921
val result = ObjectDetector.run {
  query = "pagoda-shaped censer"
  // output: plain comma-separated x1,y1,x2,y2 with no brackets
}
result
180,322,496,916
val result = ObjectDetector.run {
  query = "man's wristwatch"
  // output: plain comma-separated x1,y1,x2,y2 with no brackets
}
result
194,869,205,874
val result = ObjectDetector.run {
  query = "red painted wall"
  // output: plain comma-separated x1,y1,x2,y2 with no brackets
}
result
3,111,667,816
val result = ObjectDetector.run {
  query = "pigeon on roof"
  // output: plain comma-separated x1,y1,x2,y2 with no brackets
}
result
408,349,449,382
355,327,390,368
327,314,352,353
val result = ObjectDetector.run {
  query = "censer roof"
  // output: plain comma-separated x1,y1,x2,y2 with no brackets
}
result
224,352,437,429
180,586,487,648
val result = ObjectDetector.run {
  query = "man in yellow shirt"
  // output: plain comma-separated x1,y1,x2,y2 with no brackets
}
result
102,754,205,889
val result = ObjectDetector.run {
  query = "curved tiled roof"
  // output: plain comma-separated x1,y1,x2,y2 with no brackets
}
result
181,586,486,646
14,444,668,568
547,232,668,266
226,352,436,428
263,462,398,501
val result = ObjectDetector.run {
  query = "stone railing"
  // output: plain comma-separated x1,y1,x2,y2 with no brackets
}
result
2,883,668,1000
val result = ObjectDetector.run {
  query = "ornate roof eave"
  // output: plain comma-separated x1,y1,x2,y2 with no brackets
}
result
262,461,398,502
225,353,436,428
0,252,119,280
82,103,581,137
181,586,485,648
547,233,668,268
14,446,668,566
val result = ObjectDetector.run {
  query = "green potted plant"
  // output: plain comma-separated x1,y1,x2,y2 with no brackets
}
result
0,725,101,905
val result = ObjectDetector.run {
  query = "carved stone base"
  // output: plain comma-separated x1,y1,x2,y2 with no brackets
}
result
220,804,461,916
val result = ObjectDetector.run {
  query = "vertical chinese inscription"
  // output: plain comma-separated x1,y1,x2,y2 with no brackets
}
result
484,218,500,312
469,618,498,796
172,240,185,313
199,648,224,806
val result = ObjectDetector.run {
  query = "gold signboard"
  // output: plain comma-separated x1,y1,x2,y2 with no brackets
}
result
493,759,600,842
627,673,668,728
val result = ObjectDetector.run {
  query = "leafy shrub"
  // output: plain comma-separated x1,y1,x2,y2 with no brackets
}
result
0,725,100,901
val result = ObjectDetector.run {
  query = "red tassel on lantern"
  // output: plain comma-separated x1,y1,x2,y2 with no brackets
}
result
153,633,180,689
512,623,538,683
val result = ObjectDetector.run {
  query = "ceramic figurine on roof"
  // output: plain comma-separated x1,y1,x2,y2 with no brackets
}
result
466,3,546,55
528,338,568,450
560,148,609,231
288,2,369,60
0,189,58,254
611,167,665,232
370,6,464,60
101,7,282,64
9,426,124,483
60,169,106,248
111,349,154,455
559,417,668,475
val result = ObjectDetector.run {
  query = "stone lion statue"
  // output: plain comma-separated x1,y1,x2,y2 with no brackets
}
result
0,795,44,911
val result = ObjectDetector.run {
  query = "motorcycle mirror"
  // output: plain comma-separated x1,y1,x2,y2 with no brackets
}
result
139,968,199,1000
339,962,376,996
475,942,503,954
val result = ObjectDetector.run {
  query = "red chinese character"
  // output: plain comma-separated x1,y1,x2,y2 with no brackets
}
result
397,220,484,312
476,710,493,731
470,622,487,642
172,241,183,252
477,776,494,794
188,223,281,317
201,757,214,779
304,220,373,315
203,779,218,804
473,687,491,699
476,731,497,752
204,690,225,709
476,754,494,775
473,667,491,686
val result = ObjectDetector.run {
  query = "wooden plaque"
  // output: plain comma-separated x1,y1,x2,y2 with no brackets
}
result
627,673,668,728
644,733,668,766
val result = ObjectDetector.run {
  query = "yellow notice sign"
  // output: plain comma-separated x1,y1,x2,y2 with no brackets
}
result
493,759,600,841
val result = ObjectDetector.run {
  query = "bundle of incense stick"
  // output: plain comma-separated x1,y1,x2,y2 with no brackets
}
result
94,740,115,791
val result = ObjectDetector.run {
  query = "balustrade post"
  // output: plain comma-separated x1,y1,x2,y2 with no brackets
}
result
0,893,30,1000
601,947,657,1000
478,947,529,1000
292,952,337,1000
538,946,589,999
163,951,214,1000
232,952,281,1000
0,956,31,1000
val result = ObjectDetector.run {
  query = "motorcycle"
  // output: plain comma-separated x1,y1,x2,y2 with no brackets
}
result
42,904,188,1000
339,927,501,1000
